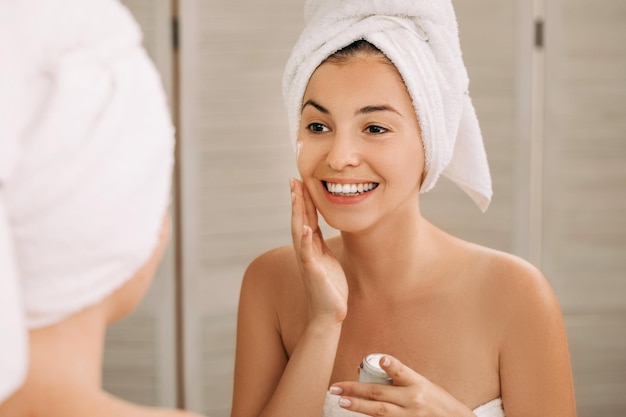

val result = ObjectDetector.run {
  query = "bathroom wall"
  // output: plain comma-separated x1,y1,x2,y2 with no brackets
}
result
543,1,626,414
104,1,626,416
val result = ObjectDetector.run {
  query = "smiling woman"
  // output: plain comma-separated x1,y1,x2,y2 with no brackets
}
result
230,1,576,417
297,51,424,232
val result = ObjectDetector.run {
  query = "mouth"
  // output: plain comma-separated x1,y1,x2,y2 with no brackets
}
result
322,181,379,197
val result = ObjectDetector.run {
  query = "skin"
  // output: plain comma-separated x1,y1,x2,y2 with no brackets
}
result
231,54,576,417
0,212,204,417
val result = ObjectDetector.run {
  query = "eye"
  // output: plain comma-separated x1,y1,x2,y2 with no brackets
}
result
365,125,388,134
308,123,330,133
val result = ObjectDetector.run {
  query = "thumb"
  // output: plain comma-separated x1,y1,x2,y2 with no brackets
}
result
379,355,420,387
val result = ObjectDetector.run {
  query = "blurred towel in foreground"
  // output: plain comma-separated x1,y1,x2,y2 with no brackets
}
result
0,0,174,402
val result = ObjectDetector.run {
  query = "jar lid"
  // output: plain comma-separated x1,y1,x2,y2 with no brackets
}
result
361,353,391,379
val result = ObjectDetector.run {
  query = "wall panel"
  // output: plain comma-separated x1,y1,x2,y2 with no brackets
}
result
544,1,626,414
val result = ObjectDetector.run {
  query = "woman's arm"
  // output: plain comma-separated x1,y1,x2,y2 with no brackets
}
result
231,179,349,417
499,258,577,417
231,254,343,417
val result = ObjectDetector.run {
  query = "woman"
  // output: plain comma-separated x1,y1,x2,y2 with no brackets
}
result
231,1,576,416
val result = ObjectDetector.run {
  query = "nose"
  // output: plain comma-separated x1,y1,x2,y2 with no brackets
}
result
325,129,360,171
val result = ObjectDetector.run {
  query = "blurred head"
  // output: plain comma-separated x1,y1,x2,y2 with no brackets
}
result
105,212,171,325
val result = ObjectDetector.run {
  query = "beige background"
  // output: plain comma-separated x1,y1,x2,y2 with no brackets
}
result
104,0,626,416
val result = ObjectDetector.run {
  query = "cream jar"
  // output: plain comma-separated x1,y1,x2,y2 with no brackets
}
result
359,353,392,385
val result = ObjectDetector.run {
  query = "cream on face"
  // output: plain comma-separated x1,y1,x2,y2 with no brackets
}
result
296,139,303,160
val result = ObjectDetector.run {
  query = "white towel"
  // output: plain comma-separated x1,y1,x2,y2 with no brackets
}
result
283,0,492,211
0,196,28,403
0,0,173,402
323,393,505,417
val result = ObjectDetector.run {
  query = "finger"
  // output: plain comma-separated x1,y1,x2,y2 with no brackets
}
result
301,184,331,256
379,355,422,388
334,392,402,417
290,178,306,250
332,381,413,414
301,182,321,236
292,180,321,265
331,356,424,405
331,381,394,403
299,224,316,266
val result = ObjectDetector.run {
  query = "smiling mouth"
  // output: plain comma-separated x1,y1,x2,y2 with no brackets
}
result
323,181,379,196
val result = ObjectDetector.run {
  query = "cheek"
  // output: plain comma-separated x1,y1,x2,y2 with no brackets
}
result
296,140,303,160
387,146,425,188
295,139,320,177
296,148,307,177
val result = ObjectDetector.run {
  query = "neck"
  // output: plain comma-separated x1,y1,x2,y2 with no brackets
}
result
338,209,440,297
33,304,108,386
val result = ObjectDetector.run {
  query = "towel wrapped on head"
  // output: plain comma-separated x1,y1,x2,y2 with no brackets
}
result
283,0,492,211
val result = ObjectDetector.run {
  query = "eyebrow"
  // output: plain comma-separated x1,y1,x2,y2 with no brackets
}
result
358,105,403,117
302,99,329,114
301,99,403,117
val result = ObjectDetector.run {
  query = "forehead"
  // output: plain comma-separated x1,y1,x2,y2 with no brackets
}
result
303,55,413,112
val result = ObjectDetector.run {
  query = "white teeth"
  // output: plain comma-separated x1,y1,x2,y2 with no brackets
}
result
324,181,378,196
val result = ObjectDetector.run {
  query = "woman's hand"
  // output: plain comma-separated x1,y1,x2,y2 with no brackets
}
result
329,355,475,417
290,178,349,326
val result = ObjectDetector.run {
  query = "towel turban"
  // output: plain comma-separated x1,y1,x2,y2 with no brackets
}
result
283,0,492,211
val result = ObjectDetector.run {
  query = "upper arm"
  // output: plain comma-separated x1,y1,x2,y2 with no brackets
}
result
498,259,576,416
231,250,291,417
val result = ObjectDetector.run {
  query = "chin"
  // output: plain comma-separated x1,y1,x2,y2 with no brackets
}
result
319,210,377,235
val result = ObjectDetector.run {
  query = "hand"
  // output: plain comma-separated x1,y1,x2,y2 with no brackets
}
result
329,355,474,417
290,178,348,325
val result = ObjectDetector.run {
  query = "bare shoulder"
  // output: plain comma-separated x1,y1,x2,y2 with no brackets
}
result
241,244,301,301
429,224,559,327
459,241,565,343
244,244,298,281
238,244,310,359
459,248,576,411
434,224,551,304
476,245,558,312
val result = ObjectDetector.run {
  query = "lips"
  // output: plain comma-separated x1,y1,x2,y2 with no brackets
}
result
323,181,379,196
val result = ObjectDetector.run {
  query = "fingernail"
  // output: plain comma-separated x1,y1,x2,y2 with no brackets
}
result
329,386,342,395
289,178,295,190
291,192,296,203
338,397,351,408
382,356,391,367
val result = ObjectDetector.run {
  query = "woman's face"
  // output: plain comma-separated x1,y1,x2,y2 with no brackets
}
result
297,54,425,233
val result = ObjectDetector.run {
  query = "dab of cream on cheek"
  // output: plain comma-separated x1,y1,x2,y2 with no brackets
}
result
296,140,303,160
